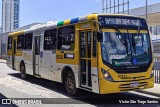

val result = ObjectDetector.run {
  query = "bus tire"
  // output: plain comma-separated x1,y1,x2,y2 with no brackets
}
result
20,63,27,79
65,71,77,95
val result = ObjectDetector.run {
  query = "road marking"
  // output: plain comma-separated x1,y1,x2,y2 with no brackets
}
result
129,91,159,99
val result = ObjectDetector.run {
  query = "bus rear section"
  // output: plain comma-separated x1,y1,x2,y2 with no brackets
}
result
7,32,24,71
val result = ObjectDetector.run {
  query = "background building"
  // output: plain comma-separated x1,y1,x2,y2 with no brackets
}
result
1,0,20,33
0,23,42,59
102,1,160,37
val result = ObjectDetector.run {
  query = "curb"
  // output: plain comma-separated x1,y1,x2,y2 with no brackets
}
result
0,60,6,64
137,90,160,97
0,62,6,64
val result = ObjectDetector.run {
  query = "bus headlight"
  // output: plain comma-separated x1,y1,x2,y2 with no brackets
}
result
101,68,114,82
150,71,154,78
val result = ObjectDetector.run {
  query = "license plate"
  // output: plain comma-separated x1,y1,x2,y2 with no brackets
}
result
130,82,139,88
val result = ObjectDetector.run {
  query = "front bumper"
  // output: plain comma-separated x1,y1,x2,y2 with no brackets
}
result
99,76,154,94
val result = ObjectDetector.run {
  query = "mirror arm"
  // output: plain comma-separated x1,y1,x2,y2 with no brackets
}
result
89,20,103,42
89,20,102,32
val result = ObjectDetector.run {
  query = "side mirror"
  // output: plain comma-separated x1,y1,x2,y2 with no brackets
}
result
97,32,103,42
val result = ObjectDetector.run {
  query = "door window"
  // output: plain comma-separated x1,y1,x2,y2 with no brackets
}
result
35,38,40,55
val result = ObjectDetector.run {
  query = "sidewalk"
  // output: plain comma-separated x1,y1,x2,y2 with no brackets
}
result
0,59,6,63
137,83,160,97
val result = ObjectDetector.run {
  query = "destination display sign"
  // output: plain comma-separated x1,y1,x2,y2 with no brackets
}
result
99,16,145,27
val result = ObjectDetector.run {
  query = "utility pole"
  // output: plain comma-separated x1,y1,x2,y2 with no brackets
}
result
110,0,111,13
102,0,104,13
106,0,108,13
128,0,129,14
118,0,119,13
123,0,125,14
114,0,115,13
146,0,148,21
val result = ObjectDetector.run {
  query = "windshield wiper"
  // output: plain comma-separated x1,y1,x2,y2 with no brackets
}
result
113,26,129,54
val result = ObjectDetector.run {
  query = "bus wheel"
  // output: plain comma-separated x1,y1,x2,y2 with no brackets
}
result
20,63,27,79
65,72,77,95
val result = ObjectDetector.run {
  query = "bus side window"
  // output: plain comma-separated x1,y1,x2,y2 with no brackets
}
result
24,33,33,50
93,32,97,57
57,25,75,51
17,34,24,50
44,29,57,50
8,37,12,49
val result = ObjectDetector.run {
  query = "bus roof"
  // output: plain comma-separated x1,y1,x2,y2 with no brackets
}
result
8,31,24,36
8,13,144,36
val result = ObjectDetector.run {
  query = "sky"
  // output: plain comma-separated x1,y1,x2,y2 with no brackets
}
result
0,0,160,27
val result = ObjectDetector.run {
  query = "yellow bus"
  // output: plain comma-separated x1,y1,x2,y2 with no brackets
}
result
7,13,154,95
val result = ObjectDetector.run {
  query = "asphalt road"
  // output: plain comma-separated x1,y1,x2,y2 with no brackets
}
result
0,63,160,107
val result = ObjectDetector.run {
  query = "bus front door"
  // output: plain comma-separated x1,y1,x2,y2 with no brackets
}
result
34,37,41,76
80,31,92,89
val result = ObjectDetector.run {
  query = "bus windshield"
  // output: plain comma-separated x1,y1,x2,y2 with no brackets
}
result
101,29,151,67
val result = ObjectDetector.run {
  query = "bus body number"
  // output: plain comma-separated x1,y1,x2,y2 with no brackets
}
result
56,55,63,59
118,75,128,79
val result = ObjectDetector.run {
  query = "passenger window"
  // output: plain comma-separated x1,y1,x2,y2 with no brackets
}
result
17,34,24,49
57,25,75,50
44,29,57,50
24,33,33,50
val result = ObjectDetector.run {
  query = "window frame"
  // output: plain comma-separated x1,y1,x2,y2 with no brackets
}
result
57,25,75,51
43,28,57,51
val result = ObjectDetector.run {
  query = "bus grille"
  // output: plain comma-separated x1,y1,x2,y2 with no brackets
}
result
118,82,148,92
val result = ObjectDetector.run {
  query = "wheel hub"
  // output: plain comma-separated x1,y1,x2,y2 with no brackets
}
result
67,77,74,90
